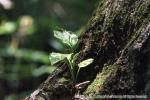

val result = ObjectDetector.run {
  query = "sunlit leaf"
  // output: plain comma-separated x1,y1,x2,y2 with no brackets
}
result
0,22,16,35
49,52,72,65
78,58,94,68
32,65,56,77
54,30,78,48
0,48,50,64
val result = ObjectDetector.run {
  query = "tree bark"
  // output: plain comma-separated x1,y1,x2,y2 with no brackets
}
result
25,0,150,99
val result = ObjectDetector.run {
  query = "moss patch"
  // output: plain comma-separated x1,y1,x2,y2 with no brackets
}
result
84,65,114,96
79,0,150,96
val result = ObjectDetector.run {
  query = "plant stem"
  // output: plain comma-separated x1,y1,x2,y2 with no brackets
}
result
75,67,80,82
68,60,75,82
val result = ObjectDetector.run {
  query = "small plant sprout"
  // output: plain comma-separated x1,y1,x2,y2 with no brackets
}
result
49,30,94,83
76,58,94,82
49,53,94,83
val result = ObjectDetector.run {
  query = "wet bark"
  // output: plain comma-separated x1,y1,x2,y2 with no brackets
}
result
25,0,150,99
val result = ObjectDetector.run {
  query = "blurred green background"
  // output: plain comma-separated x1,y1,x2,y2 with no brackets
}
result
0,0,98,99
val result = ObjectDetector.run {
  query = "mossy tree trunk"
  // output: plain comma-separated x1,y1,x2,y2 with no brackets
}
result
25,0,150,99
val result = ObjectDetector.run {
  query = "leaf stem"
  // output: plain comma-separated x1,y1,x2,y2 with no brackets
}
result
68,60,75,82
75,67,80,82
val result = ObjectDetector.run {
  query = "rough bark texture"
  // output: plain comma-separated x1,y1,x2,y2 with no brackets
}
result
25,0,150,99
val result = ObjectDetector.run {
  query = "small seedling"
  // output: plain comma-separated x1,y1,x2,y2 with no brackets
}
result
49,30,94,83
76,58,94,81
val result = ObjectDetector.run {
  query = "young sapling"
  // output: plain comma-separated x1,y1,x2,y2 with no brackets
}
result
49,30,94,84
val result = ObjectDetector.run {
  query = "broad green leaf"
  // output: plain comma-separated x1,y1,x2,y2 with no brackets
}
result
78,58,94,68
0,22,16,35
54,30,78,48
32,65,56,77
49,52,72,65
6,48,50,64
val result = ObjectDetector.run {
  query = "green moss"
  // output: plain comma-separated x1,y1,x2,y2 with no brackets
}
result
87,0,106,28
82,0,150,96
136,2,149,18
84,65,114,96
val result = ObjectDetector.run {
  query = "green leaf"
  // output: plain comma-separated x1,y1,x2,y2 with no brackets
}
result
0,22,16,35
54,30,78,48
32,65,56,77
78,58,94,68
49,52,72,65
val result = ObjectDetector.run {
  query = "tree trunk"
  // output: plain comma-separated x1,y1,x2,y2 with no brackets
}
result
25,0,150,99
